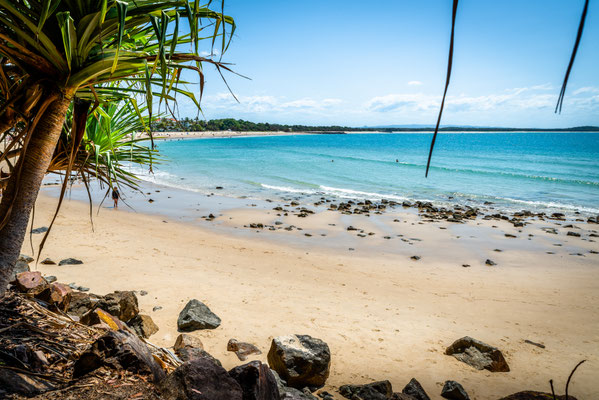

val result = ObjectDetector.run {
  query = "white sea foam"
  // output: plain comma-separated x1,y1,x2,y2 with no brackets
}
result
260,184,317,194
319,185,410,201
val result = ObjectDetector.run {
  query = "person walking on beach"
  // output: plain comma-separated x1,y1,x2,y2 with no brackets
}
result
111,186,120,209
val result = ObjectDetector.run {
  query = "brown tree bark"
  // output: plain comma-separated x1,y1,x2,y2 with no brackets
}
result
0,89,73,297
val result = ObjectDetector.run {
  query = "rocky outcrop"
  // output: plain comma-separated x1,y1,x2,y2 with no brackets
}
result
440,381,469,400
13,271,46,292
33,282,72,312
73,330,165,382
175,333,205,351
128,314,159,338
267,334,330,389
228,360,281,400
228,338,262,361
160,357,243,400
445,336,509,372
58,258,83,266
177,299,221,331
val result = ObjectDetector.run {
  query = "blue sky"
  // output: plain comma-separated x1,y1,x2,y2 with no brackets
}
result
181,0,599,128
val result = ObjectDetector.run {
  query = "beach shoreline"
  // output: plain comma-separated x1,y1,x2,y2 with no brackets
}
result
26,180,599,399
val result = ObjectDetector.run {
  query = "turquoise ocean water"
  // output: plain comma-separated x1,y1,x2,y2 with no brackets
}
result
144,132,599,216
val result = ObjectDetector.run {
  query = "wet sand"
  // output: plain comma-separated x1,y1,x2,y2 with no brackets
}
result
25,183,599,399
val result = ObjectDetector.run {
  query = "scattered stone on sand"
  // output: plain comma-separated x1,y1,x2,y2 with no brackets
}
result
97,291,139,322
410,256,421,261
177,299,222,332
504,234,517,238
153,306,163,312
228,360,281,400
402,378,430,400
267,334,331,389
41,258,56,265
485,259,497,266
567,231,581,237
445,336,510,372
498,392,576,400
174,333,205,351
58,258,83,266
74,330,165,382
227,338,262,361
160,358,243,400
440,380,469,400
542,227,558,234
31,226,49,234
128,314,159,338
523,339,545,349
13,271,46,292
139,290,148,296
462,264,471,268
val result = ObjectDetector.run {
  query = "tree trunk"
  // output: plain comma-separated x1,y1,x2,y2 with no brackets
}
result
0,90,72,298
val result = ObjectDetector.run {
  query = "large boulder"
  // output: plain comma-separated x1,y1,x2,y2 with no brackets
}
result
176,347,222,367
267,334,331,389
339,380,393,400
440,381,469,400
445,336,510,372
402,379,430,400
177,299,221,332
128,314,159,338
160,357,243,400
73,330,165,382
97,290,139,322
228,360,281,400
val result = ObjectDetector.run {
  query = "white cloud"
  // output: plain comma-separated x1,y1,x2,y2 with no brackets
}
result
407,81,423,86
204,93,344,114
572,86,599,95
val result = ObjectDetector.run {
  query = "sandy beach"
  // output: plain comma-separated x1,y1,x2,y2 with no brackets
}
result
21,183,599,399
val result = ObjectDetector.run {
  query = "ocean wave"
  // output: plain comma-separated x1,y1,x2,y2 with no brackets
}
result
319,186,410,201
260,184,318,194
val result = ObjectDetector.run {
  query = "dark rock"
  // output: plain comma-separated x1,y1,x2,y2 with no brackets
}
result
410,256,421,261
31,226,49,234
541,228,558,234
160,357,243,400
73,330,165,382
177,299,221,331
523,339,545,349
58,258,83,265
68,291,101,317
13,271,46,292
440,380,469,400
44,275,57,283
128,314,159,338
567,231,581,237
0,368,55,397
229,360,281,400
402,378,430,400
498,392,576,400
485,259,497,266
339,380,393,399
228,338,263,361
10,258,31,282
267,334,331,389
445,336,510,372
97,290,139,322
41,258,56,265
176,347,223,367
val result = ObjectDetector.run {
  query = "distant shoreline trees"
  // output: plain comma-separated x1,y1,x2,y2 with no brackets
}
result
151,118,599,133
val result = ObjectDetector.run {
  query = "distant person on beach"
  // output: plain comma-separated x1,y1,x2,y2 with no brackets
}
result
111,186,120,209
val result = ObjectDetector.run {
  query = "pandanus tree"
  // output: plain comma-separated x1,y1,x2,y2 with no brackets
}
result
0,0,236,296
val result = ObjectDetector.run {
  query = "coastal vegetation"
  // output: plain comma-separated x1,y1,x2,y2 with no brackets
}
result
0,0,235,296
150,117,599,133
